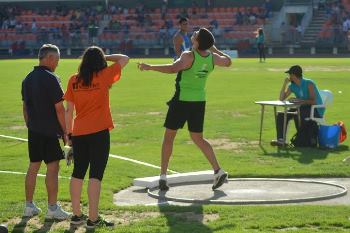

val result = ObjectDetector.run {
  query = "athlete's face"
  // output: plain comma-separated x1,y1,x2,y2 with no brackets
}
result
180,21,188,32
191,30,199,49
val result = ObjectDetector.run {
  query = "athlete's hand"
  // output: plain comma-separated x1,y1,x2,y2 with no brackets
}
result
137,62,151,71
284,77,290,83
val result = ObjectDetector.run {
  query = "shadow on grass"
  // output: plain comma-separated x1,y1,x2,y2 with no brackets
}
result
157,189,235,232
11,217,29,233
62,223,95,233
260,144,349,164
31,219,54,233
10,217,56,233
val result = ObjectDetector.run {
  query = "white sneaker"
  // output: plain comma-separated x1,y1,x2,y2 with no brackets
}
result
212,169,228,190
23,203,41,217
45,203,70,220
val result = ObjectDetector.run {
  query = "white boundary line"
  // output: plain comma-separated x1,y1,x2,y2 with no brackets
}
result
0,134,178,174
108,154,177,173
0,134,28,142
0,170,70,179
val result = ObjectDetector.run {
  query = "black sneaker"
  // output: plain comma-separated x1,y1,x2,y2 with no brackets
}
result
270,139,285,147
71,214,87,225
159,179,169,191
86,216,114,229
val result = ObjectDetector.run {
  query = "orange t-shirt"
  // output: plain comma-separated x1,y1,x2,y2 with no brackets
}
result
64,63,121,136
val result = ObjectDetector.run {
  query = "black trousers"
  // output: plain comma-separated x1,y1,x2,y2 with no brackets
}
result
276,105,321,140
257,43,265,61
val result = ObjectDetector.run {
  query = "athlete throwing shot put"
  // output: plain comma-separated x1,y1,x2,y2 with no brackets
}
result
138,28,231,191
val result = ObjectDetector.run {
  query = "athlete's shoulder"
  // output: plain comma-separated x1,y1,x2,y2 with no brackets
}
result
181,51,194,58
173,31,183,40
178,51,194,65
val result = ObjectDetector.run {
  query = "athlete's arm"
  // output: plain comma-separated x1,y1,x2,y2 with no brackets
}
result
210,45,232,67
138,51,193,74
279,78,292,101
105,54,129,68
65,101,74,145
173,33,184,58
22,102,28,126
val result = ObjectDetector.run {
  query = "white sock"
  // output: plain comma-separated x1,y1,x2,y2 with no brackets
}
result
160,174,167,180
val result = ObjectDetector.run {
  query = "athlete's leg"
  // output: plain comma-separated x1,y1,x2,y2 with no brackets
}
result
160,128,178,175
189,132,220,171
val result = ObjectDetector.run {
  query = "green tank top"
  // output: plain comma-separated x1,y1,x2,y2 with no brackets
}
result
173,50,214,101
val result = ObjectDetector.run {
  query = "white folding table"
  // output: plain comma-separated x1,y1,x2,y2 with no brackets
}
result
255,100,301,145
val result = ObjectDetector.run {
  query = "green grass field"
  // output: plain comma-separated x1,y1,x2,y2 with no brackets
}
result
0,58,349,232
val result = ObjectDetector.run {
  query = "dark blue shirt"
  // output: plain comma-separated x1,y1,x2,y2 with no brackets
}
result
21,66,64,137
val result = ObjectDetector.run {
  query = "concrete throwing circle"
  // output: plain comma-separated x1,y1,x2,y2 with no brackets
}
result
147,178,347,205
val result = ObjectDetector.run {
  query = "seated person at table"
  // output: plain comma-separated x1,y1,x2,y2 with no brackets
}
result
271,65,324,146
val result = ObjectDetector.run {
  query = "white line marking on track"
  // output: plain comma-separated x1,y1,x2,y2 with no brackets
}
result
0,134,178,174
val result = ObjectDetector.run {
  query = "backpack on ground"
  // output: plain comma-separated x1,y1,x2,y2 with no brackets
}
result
291,120,319,147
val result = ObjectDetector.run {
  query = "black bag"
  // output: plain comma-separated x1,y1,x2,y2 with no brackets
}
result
291,120,319,147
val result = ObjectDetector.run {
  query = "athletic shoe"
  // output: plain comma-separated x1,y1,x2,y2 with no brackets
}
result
86,216,114,229
45,203,70,220
270,139,285,147
212,169,228,190
23,202,41,217
159,179,169,191
71,214,88,225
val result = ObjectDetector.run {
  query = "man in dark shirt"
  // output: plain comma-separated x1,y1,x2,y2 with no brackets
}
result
21,44,70,220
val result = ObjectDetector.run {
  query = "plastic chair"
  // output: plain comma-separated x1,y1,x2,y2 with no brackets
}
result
309,90,333,125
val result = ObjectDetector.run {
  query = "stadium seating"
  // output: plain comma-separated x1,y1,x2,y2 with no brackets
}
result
0,4,266,49
342,0,350,11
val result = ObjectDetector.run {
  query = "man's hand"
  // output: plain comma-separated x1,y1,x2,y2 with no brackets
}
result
284,77,290,84
65,133,72,147
138,63,151,71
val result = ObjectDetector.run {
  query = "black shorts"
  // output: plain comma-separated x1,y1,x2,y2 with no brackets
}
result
28,130,64,164
71,129,110,181
164,101,206,133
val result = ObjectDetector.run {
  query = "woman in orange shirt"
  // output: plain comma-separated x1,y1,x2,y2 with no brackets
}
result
64,46,129,228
